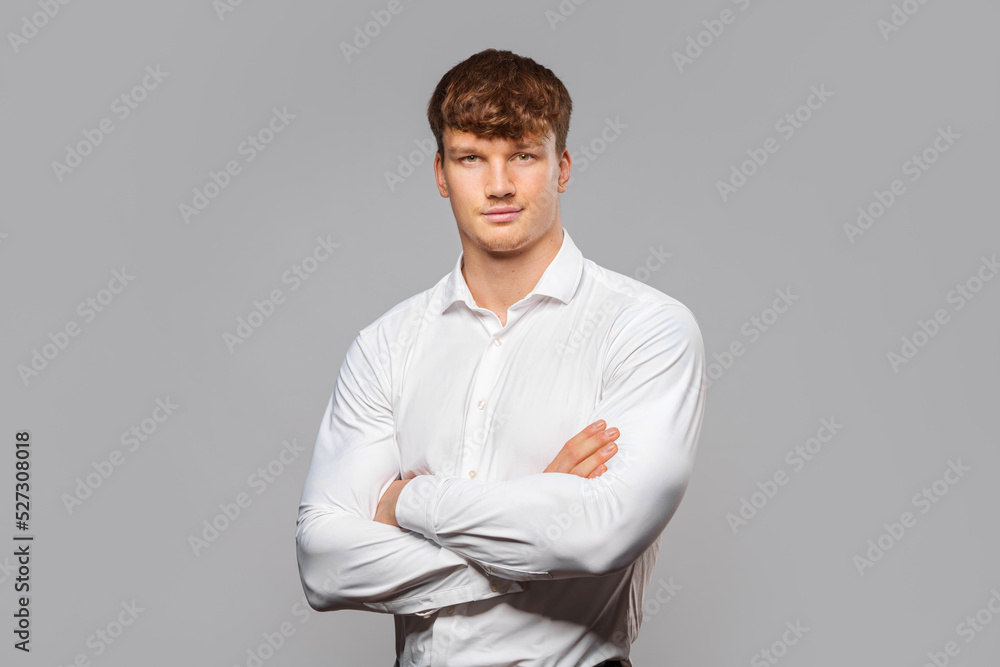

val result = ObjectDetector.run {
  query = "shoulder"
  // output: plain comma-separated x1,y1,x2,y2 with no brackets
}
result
354,272,450,354
580,257,701,340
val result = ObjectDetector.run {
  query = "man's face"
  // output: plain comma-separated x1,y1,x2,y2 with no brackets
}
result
433,126,571,257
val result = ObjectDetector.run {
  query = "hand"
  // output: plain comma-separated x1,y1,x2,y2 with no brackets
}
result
543,419,619,479
374,478,411,527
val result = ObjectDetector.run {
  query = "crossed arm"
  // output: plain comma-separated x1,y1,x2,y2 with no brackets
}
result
295,340,622,617
296,334,525,617
374,418,622,527
296,304,705,614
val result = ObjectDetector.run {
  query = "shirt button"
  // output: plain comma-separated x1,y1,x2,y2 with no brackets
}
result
445,607,455,615
493,337,502,346
468,470,477,479
477,400,485,410
490,581,500,592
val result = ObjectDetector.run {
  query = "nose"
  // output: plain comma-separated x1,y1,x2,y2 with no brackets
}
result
485,162,515,199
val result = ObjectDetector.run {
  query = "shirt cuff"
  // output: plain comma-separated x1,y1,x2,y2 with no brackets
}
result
396,474,447,542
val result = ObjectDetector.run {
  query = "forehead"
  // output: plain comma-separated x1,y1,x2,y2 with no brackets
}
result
443,127,553,154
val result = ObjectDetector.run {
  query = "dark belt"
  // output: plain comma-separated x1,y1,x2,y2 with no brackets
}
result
392,659,624,666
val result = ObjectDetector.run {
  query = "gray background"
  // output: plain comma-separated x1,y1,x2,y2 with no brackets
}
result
2,0,998,665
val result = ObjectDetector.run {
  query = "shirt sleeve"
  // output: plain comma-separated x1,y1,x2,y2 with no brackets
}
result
394,303,706,580
296,333,524,616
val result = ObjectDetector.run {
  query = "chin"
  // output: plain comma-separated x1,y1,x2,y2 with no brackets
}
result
475,226,531,254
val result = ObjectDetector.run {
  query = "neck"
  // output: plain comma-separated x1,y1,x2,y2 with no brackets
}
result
461,225,564,326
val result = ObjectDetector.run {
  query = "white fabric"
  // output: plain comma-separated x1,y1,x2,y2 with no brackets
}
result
296,228,706,666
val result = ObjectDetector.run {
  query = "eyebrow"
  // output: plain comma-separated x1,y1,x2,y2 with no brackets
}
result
448,140,546,155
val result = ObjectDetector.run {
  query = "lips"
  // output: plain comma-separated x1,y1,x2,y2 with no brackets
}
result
483,207,521,223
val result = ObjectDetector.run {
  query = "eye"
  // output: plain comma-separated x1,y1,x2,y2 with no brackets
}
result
515,153,533,161
461,155,479,163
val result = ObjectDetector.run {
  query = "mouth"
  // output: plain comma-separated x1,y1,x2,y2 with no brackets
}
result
482,207,522,223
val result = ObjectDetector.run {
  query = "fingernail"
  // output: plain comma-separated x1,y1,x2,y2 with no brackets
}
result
603,442,616,453
604,428,618,438
593,420,606,430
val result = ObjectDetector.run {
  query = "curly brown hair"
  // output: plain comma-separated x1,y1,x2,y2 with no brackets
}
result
427,49,573,159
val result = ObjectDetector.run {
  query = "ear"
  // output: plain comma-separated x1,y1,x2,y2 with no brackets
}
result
433,152,449,198
557,146,572,193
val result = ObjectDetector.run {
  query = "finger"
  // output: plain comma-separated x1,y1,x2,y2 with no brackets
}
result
544,420,608,474
571,438,617,478
587,464,608,479
564,419,607,450
572,425,618,461
577,426,618,463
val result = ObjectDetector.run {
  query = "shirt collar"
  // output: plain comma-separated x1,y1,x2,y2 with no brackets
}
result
439,227,583,314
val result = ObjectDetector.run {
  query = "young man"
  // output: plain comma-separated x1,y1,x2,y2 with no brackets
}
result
296,49,706,667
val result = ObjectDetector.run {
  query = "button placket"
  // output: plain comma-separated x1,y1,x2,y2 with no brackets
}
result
459,328,505,482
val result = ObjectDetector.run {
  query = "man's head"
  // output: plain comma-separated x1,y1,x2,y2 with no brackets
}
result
426,48,573,159
427,49,573,258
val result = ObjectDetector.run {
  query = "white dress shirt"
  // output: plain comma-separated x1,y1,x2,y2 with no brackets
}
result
296,227,706,667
